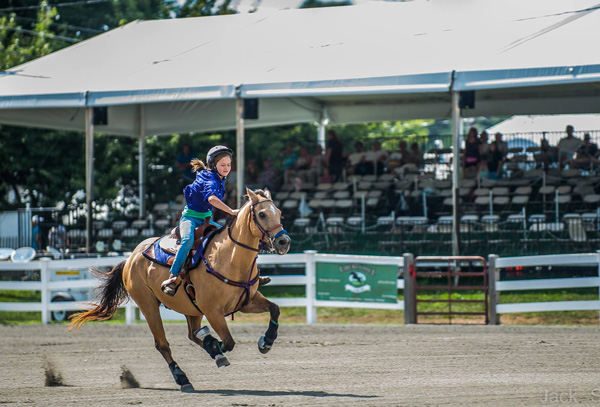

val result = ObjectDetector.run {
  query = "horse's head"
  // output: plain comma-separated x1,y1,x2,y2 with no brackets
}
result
244,187,291,255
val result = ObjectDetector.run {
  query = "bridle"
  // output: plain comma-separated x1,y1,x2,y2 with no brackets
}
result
227,198,288,253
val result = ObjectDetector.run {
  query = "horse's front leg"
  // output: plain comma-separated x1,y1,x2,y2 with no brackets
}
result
239,291,280,354
201,311,235,368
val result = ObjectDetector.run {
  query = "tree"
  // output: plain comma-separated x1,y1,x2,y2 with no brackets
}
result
162,0,235,19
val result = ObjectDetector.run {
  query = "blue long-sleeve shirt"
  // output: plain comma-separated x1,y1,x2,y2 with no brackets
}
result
183,170,226,214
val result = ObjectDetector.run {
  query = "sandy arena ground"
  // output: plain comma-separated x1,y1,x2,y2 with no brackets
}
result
1,323,599,406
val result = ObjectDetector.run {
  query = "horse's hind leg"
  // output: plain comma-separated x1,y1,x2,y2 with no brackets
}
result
239,291,280,354
134,294,194,392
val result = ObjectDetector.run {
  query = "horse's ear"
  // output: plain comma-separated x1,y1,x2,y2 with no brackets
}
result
263,188,272,199
246,187,259,204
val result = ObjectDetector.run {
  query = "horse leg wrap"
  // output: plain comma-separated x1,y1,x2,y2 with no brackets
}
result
202,335,224,359
202,335,230,367
264,319,279,346
168,362,190,387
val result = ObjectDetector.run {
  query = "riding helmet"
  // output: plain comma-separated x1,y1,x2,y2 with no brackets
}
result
206,145,233,170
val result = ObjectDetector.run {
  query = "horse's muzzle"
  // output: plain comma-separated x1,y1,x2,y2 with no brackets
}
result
274,233,291,255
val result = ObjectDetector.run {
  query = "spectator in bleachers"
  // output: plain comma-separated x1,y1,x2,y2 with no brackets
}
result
294,146,313,186
390,140,418,177
570,145,593,170
581,133,599,158
557,125,582,168
309,144,326,185
364,141,389,175
257,157,280,191
245,159,259,184
280,142,298,184
494,132,508,158
479,158,489,181
387,140,408,171
409,142,423,169
281,142,298,170
347,141,367,175
487,141,504,180
463,127,480,174
570,134,599,169
537,139,557,170
176,144,198,185
479,130,490,157
326,130,344,182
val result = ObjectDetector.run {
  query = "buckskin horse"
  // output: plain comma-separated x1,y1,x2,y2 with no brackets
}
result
69,188,291,392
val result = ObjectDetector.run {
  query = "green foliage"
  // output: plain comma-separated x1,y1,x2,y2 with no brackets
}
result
0,1,65,71
300,0,352,8
162,0,235,18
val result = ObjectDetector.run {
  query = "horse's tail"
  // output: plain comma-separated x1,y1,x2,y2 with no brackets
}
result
69,261,128,331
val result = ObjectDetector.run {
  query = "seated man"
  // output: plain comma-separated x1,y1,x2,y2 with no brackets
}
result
364,141,389,175
347,142,367,175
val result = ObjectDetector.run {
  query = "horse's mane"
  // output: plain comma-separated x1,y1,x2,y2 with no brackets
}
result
214,189,271,236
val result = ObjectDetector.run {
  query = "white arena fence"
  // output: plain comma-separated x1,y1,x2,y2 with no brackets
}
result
488,252,600,324
0,251,405,324
1,251,599,324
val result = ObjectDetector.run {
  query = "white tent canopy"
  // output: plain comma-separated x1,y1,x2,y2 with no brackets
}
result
2,0,600,253
2,0,600,135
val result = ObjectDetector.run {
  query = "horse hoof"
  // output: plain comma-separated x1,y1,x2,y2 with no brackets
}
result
258,335,271,354
181,383,195,393
215,354,230,368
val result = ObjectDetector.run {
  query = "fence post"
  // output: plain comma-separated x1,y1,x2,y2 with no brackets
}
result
488,254,499,325
403,253,415,324
304,250,317,324
40,258,50,324
125,301,135,325
597,250,600,326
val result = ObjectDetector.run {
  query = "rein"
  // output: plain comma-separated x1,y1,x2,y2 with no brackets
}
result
201,198,288,315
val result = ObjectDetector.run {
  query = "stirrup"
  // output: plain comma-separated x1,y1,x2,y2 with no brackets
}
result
258,276,271,286
161,275,181,297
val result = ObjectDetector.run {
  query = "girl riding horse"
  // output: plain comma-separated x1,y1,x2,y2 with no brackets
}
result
162,145,269,295
70,187,291,392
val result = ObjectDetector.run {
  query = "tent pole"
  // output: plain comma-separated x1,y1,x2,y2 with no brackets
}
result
236,96,245,208
451,90,461,257
138,105,146,218
85,106,94,253
318,106,328,150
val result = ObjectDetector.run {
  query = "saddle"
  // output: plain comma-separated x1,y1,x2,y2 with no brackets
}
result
158,218,219,265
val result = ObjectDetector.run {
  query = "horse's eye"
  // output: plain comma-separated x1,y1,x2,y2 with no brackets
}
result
259,212,266,218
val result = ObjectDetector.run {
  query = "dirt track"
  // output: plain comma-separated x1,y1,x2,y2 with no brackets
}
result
1,323,600,406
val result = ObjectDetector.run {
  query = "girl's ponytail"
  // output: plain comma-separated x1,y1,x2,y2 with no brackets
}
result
190,158,206,172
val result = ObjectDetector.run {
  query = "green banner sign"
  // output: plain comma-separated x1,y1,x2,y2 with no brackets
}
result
316,262,399,303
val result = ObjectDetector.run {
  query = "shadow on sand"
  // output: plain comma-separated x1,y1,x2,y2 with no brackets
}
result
141,387,377,399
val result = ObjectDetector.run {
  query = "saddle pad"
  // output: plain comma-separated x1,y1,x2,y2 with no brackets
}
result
142,231,217,270
159,235,179,254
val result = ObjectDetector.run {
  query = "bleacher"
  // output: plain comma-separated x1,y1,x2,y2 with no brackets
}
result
279,166,600,257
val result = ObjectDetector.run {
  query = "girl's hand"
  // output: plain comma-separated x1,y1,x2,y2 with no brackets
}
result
230,209,240,216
